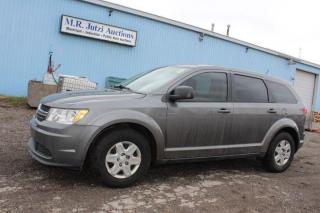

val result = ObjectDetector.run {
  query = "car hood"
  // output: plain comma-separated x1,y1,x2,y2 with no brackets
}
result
41,89,145,108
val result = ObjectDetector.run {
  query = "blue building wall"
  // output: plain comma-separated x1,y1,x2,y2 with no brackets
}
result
1,0,320,109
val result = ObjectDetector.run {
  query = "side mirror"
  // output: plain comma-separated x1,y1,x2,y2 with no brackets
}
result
169,86,194,101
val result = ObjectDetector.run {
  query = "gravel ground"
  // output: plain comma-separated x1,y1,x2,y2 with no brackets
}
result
0,102,320,213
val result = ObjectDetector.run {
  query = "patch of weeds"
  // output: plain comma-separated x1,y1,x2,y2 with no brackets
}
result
0,95,27,107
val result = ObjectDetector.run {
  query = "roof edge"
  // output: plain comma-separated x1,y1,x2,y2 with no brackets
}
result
82,0,320,70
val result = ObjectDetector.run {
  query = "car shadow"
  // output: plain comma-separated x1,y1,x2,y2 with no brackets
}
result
29,157,267,187
143,157,267,183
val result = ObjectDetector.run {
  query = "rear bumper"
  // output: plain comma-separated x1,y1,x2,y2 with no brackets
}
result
297,139,304,151
28,117,99,169
297,131,306,151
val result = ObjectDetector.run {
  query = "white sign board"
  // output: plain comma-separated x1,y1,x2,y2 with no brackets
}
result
60,15,137,46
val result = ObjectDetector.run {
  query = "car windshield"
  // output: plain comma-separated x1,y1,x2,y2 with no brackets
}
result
121,67,190,93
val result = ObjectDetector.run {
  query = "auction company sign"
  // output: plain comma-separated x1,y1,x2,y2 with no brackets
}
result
60,15,137,47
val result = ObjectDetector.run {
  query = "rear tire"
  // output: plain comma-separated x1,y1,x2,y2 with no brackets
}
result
89,128,151,188
264,132,295,172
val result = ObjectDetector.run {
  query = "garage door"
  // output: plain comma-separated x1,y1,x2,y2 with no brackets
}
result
293,70,316,123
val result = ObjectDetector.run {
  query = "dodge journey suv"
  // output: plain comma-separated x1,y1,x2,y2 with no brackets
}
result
29,65,306,187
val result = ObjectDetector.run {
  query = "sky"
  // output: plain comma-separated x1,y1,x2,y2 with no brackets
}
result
105,0,320,64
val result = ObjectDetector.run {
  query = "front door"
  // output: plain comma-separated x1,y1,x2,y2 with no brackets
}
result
165,71,233,159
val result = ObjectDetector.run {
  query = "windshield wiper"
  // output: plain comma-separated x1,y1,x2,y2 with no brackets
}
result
113,84,131,90
112,84,145,95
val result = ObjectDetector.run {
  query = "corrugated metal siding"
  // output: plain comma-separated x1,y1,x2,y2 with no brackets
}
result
294,70,316,113
1,0,320,110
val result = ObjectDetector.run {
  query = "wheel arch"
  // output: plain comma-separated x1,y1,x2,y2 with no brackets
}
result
80,110,165,169
277,127,300,152
261,118,301,154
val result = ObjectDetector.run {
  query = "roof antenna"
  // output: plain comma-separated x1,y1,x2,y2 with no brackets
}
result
298,47,302,58
211,23,215,32
226,25,231,36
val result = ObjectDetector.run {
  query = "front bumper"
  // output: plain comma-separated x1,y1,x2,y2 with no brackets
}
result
28,117,99,169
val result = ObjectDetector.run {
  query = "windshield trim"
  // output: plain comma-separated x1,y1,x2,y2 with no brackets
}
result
120,66,191,94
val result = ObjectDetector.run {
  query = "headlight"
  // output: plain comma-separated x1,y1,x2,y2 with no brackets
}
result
46,108,88,124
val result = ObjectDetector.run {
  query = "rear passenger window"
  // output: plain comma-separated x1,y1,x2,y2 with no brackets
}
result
181,72,227,102
232,75,268,103
266,81,297,104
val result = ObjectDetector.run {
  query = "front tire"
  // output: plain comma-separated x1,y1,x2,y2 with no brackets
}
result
89,128,151,188
264,132,295,172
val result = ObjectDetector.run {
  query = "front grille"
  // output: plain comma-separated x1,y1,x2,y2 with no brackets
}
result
35,142,52,157
40,104,50,112
36,104,50,122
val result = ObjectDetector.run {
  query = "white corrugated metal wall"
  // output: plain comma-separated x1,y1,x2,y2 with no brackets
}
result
294,70,316,127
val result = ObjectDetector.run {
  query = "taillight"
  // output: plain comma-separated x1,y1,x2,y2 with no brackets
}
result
302,107,308,119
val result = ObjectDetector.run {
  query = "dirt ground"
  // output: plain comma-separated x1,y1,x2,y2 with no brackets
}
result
0,102,319,213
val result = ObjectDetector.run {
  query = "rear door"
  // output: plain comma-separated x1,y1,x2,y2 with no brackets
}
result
230,74,277,151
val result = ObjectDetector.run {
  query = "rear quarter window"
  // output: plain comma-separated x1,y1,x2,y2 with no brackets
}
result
266,80,297,104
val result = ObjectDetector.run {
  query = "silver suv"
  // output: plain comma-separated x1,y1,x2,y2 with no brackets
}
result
29,65,306,187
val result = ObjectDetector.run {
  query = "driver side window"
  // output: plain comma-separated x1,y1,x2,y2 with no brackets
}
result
180,72,228,102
